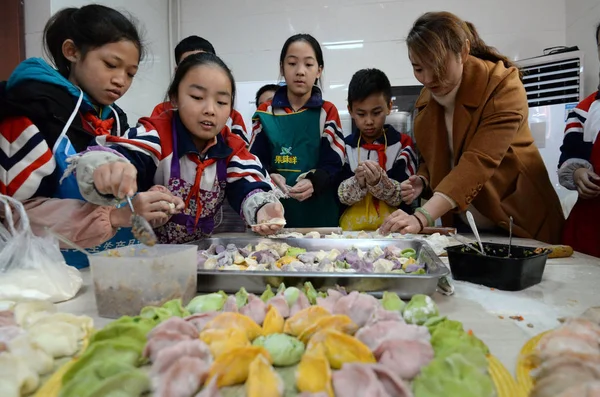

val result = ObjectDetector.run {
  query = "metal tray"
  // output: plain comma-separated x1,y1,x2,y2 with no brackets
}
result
194,238,448,299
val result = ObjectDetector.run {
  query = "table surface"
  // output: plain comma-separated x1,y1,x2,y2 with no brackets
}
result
56,233,600,376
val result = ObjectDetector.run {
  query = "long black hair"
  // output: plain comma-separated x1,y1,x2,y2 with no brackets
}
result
279,33,324,87
44,4,144,78
168,52,236,109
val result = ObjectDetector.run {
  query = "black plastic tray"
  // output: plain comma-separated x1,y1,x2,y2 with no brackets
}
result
445,242,550,291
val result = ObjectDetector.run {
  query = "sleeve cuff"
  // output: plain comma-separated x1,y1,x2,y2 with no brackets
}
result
304,169,330,195
433,192,458,209
241,190,281,225
558,158,593,190
67,150,130,206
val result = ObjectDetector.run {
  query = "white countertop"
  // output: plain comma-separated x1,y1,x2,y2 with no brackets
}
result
56,234,600,376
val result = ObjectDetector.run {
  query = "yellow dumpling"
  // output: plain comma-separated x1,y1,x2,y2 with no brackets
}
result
283,306,331,337
298,314,358,344
307,329,376,369
199,328,249,358
262,306,284,336
296,343,333,397
246,354,284,397
208,346,272,387
203,312,262,341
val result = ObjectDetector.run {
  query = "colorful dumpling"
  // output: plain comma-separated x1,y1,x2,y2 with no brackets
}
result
307,329,376,369
262,306,285,336
283,306,331,337
203,312,262,341
296,343,334,397
298,315,358,344
199,328,249,358
207,346,272,387
245,354,284,397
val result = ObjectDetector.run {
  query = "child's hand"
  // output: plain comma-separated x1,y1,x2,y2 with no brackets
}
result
574,168,600,199
252,202,285,235
93,162,138,199
289,179,314,201
400,175,424,204
109,191,181,229
355,164,367,188
148,185,185,213
270,173,289,194
362,160,383,186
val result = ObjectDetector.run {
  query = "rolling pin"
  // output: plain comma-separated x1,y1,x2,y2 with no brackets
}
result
419,227,457,236
282,227,343,235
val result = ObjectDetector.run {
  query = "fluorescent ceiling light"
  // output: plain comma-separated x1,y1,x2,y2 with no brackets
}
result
323,40,364,50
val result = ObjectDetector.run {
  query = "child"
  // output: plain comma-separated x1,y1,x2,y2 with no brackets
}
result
151,35,249,145
0,4,180,268
558,23,600,257
255,84,280,108
73,53,286,242
250,34,345,227
338,69,417,230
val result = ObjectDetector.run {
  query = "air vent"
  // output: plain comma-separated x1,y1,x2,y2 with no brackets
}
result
517,51,584,107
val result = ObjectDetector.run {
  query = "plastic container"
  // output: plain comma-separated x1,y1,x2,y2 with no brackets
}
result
445,243,550,291
89,244,198,318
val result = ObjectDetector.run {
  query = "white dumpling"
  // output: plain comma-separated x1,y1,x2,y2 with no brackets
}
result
373,259,395,273
273,243,291,257
326,249,341,261
27,321,80,358
315,250,328,261
8,334,54,375
13,301,55,327
25,312,93,336
203,257,218,270
0,352,39,397
304,231,321,239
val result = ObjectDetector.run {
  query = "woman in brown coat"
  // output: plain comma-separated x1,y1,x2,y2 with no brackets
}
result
380,11,564,244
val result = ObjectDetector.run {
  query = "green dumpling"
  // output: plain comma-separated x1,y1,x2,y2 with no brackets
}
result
186,292,228,314
252,334,305,366
59,360,149,397
403,294,439,325
381,291,406,313
62,339,142,385
162,299,191,317
413,353,494,397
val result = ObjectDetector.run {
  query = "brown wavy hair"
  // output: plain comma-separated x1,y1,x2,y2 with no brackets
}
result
406,11,520,81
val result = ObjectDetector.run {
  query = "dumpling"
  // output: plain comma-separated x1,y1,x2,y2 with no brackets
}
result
147,316,199,340
27,320,80,358
151,339,212,375
24,312,93,336
13,301,55,327
0,352,39,397
143,330,192,362
153,356,210,397
8,334,54,375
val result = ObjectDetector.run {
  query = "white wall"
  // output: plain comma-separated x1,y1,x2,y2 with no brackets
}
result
566,0,600,97
23,0,571,126
180,0,567,120
24,0,172,123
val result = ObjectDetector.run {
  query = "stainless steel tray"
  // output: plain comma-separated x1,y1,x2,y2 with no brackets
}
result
194,238,449,299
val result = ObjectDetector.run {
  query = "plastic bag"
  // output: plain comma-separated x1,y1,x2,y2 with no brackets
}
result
0,194,82,302
339,193,395,231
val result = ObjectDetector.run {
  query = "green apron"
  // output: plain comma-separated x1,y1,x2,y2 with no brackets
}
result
256,108,340,227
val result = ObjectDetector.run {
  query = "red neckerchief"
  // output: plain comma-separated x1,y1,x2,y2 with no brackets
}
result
358,130,388,213
358,129,387,168
185,154,217,227
82,112,115,136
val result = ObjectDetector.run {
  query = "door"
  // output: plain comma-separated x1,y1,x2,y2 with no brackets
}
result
0,0,25,80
